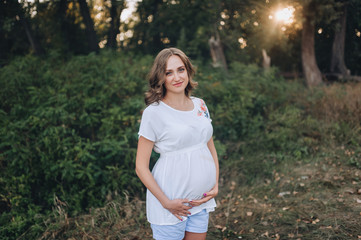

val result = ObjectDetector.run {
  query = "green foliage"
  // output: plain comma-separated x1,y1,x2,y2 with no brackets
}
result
196,62,301,153
193,63,317,183
0,51,151,238
127,0,221,58
1,52,360,239
2,0,361,75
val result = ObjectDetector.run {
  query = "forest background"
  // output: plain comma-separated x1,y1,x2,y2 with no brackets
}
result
1,0,361,239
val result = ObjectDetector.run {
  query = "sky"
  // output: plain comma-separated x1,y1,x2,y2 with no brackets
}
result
121,0,141,22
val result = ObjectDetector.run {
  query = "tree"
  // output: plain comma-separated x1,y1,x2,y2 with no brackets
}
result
330,1,350,76
78,0,99,53
209,30,228,70
131,0,163,54
130,0,219,57
106,0,125,49
345,0,361,75
301,1,323,87
219,0,259,62
291,0,346,86
55,0,71,52
15,1,45,56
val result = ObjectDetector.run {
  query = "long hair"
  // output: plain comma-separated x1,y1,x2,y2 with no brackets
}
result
145,48,198,106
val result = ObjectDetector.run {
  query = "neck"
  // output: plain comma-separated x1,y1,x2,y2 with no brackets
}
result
162,92,193,110
163,92,188,104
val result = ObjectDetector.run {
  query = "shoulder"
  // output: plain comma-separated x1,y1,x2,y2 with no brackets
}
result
144,101,161,112
142,101,162,117
191,96,207,107
191,96,204,104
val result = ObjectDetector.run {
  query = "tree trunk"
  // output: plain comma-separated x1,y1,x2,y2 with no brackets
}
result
78,0,99,53
330,4,350,76
15,1,44,56
208,29,228,71
0,0,6,61
18,15,44,56
151,0,163,52
106,0,124,49
301,6,323,87
57,0,70,51
262,49,271,71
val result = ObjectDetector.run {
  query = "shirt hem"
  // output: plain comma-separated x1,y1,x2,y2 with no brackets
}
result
138,133,155,142
147,205,216,226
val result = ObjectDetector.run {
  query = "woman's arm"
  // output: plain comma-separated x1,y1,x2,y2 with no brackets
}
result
190,137,219,206
207,137,219,191
135,136,192,220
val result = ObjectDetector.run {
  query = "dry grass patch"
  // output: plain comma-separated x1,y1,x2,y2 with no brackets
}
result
208,146,361,239
316,83,361,126
30,194,152,240
27,146,361,240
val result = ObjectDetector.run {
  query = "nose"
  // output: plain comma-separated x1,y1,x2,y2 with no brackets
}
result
174,72,181,81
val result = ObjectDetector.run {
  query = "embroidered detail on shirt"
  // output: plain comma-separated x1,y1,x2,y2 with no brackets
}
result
198,99,209,118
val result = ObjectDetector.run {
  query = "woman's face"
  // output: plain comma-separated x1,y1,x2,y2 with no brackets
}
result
163,55,189,96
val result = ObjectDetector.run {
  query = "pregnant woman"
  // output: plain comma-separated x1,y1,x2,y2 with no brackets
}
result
135,48,219,240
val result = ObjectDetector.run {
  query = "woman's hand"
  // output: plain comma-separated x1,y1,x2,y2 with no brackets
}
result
189,185,218,207
163,199,192,221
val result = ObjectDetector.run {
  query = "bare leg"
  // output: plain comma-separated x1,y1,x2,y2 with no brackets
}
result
183,231,207,240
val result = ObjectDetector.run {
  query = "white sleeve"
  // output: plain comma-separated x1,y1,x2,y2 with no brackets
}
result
138,107,157,142
200,98,212,122
204,101,212,121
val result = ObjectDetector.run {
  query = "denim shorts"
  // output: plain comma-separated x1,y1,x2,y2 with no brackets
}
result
150,209,209,240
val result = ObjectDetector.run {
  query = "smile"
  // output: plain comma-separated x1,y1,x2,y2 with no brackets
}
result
173,82,183,87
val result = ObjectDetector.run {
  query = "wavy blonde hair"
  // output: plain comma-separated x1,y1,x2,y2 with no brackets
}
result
145,48,198,106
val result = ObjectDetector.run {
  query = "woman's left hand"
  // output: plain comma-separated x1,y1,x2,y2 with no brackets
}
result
189,185,218,207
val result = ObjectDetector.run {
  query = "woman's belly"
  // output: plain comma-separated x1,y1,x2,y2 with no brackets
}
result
152,145,216,201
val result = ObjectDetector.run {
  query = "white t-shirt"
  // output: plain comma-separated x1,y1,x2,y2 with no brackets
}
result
138,97,217,225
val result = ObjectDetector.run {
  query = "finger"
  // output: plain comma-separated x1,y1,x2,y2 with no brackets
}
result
189,203,198,207
190,202,200,207
191,196,213,205
202,192,213,198
179,211,188,216
181,211,191,216
181,199,192,209
174,214,183,221
184,204,192,210
202,196,213,202
189,199,203,206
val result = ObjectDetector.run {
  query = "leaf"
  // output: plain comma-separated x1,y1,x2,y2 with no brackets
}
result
278,191,291,197
215,225,223,229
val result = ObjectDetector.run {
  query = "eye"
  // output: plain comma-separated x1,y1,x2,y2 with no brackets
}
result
178,68,185,72
166,71,172,76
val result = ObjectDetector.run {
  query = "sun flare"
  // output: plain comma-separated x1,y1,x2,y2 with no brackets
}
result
275,6,295,25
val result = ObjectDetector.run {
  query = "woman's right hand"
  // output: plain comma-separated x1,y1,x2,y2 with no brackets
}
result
163,199,192,221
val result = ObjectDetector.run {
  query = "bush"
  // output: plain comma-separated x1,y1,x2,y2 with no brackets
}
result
2,51,359,239
196,63,309,155
0,51,152,238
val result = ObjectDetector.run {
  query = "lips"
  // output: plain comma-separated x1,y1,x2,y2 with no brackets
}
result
173,82,183,87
